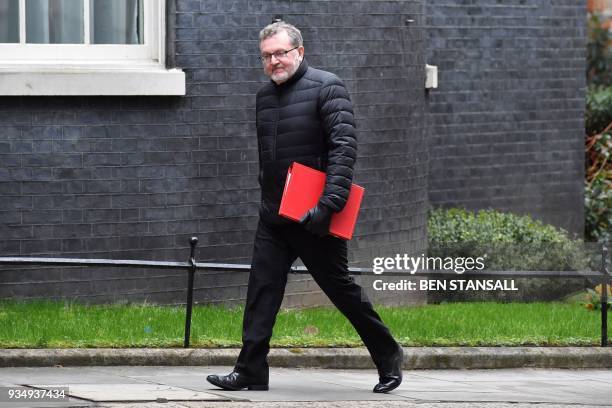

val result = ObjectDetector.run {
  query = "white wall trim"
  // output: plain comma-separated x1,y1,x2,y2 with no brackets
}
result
0,66,185,95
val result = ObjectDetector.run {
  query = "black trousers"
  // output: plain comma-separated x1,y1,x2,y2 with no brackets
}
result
234,219,400,381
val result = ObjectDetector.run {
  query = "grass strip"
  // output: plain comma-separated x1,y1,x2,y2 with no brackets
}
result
0,300,607,348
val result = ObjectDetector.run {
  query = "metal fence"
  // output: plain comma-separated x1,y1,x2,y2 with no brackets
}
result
0,238,609,347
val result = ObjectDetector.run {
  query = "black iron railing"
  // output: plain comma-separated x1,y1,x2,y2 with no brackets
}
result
0,239,609,347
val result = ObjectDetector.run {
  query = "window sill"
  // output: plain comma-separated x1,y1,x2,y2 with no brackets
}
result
0,64,185,96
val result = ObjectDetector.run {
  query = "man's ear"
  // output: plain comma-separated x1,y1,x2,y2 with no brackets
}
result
298,46,305,58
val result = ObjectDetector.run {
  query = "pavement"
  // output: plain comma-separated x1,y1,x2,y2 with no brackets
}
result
0,348,611,408
0,365,610,408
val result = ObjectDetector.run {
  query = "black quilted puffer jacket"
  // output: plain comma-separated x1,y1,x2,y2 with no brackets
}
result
256,59,357,225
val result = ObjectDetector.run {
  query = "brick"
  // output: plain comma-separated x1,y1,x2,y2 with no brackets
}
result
22,126,62,140
10,141,33,153
84,126,120,138
52,224,92,238
0,154,21,167
84,209,122,223
22,181,63,194
22,210,63,224
83,153,122,167
144,151,190,164
63,126,83,139
62,210,84,223
22,239,63,254
0,225,33,239
92,168,113,179
2,196,33,210
0,211,21,224
22,153,82,168
76,111,112,125
84,180,122,194
121,209,140,222
0,240,20,254
111,194,150,208
85,237,122,252
55,168,92,180
0,182,21,195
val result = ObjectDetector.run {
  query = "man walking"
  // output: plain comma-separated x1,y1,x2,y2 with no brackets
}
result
206,21,403,394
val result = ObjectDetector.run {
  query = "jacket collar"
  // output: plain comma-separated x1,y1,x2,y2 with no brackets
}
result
273,58,308,88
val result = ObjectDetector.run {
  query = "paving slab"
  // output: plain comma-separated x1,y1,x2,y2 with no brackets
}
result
0,367,150,386
32,384,228,403
0,399,90,408
0,385,91,408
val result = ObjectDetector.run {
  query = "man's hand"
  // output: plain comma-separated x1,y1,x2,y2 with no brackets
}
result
299,204,333,237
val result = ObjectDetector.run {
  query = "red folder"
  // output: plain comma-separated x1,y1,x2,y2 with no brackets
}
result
278,162,364,240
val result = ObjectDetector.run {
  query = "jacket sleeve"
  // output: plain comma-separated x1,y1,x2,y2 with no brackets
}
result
317,76,358,212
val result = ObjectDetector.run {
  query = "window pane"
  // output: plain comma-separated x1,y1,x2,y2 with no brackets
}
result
26,0,84,44
0,0,19,43
90,0,143,44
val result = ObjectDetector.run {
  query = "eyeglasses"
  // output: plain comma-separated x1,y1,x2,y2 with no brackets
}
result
259,46,299,63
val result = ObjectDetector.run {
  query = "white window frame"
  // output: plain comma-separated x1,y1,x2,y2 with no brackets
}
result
0,0,185,95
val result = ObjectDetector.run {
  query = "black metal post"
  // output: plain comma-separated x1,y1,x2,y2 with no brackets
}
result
184,237,198,348
602,243,609,347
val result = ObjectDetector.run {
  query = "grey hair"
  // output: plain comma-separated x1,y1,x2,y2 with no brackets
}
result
259,21,303,47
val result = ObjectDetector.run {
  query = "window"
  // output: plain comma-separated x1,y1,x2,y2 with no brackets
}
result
0,0,184,95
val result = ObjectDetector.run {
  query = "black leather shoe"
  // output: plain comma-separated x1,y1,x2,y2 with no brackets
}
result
373,375,402,393
206,371,268,391
373,346,403,393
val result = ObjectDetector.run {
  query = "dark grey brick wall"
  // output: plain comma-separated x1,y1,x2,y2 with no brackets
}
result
426,0,586,235
0,0,429,306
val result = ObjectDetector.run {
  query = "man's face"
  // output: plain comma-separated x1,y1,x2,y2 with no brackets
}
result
260,30,304,85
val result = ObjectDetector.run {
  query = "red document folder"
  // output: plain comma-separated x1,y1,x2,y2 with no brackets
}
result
278,162,365,240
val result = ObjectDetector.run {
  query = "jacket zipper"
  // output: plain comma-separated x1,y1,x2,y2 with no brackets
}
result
272,89,280,161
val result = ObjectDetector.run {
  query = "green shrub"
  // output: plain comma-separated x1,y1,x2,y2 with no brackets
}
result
586,86,612,135
428,208,589,271
587,13,611,87
585,170,611,242
585,13,612,241
585,86,611,241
